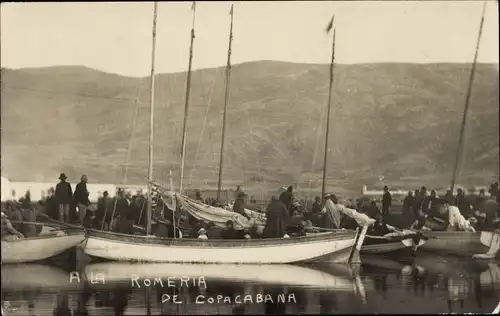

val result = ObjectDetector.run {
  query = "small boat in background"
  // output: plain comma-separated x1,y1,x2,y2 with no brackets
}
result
420,231,494,259
361,230,426,255
2,221,86,263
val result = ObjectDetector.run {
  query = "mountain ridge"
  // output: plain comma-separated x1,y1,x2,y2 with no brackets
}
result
1,61,498,195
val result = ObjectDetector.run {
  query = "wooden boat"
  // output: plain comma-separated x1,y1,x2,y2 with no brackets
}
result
420,231,496,259
361,231,426,255
84,262,368,291
83,227,365,263
2,221,86,263
308,229,426,255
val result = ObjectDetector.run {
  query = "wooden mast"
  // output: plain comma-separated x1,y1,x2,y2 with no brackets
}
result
179,1,197,195
146,1,159,236
450,1,487,193
216,4,234,201
321,15,336,200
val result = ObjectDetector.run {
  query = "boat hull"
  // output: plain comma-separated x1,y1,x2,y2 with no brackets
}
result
1,229,86,263
84,229,358,264
420,231,490,258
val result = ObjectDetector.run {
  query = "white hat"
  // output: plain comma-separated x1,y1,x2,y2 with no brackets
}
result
1,212,6,217
198,228,206,234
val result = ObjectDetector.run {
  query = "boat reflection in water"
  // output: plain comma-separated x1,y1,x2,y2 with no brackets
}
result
2,258,498,315
1,264,80,316
82,262,371,315
403,255,499,314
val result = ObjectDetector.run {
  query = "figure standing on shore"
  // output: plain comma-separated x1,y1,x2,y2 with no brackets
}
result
55,173,73,223
74,175,91,225
382,186,392,216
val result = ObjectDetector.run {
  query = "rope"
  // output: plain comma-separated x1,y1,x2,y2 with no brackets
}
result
187,68,220,185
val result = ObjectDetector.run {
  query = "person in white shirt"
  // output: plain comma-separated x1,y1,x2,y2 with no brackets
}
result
197,228,208,240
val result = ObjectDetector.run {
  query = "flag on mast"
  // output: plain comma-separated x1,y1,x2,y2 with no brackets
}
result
326,15,335,34
191,1,196,11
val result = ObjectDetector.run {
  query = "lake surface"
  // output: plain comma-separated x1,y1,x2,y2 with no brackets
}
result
1,254,499,315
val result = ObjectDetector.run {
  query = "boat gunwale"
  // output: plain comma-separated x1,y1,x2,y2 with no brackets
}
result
87,228,355,248
421,230,482,240
2,221,86,243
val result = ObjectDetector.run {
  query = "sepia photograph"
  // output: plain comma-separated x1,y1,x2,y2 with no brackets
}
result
1,0,499,315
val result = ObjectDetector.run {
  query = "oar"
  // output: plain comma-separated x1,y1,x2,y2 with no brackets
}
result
137,199,146,225
107,198,118,231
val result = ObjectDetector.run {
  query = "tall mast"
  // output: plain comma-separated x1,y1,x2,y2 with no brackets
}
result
146,1,159,236
179,2,197,195
321,15,336,200
450,1,487,192
216,4,234,201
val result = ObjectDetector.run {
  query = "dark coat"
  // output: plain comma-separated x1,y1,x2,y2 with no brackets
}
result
232,198,249,219
44,196,58,220
311,201,322,213
382,192,392,210
279,191,293,216
262,200,289,238
220,228,244,240
55,181,73,205
368,221,391,236
402,195,414,214
128,201,142,221
116,198,130,219
74,182,90,205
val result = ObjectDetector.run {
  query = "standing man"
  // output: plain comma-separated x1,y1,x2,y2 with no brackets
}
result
382,186,392,216
279,186,294,217
74,175,91,225
55,173,73,223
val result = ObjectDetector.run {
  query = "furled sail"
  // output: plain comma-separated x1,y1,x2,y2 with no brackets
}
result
151,182,264,230
176,194,263,230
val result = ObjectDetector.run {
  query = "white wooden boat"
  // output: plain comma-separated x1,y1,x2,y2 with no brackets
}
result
1,222,86,263
84,262,368,291
420,231,496,259
83,228,364,264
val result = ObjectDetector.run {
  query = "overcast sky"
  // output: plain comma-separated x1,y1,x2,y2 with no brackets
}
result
1,1,498,77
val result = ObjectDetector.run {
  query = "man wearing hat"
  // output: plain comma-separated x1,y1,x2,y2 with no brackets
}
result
74,175,91,225
55,173,73,223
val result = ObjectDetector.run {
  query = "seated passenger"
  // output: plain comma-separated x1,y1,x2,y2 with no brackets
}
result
220,220,244,239
368,213,391,236
1,212,25,241
198,228,208,240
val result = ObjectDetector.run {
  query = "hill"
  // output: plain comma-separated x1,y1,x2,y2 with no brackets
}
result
1,61,498,195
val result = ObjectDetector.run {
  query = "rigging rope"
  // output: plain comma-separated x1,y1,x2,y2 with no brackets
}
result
187,68,220,186
122,79,142,185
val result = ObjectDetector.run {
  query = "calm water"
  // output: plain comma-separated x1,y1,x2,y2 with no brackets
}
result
1,254,499,315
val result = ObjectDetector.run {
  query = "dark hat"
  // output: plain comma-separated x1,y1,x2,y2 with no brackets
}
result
59,173,67,180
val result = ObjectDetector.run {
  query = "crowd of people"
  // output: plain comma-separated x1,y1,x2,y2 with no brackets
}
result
2,171,499,242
